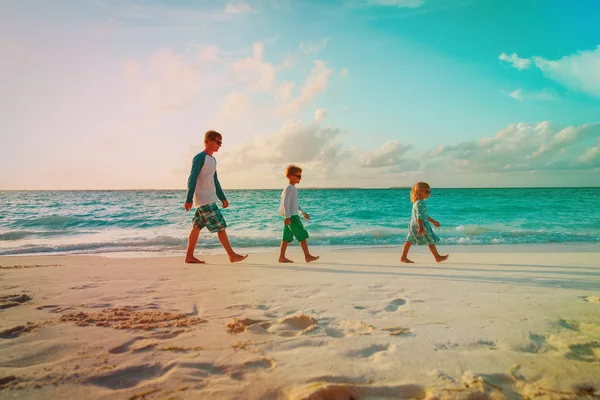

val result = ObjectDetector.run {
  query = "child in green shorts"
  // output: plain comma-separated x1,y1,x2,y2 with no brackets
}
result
277,165,319,263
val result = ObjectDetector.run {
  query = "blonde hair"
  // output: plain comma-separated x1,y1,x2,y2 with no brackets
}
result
410,182,430,203
285,164,302,177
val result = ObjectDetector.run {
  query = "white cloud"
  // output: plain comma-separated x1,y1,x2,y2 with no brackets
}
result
499,52,532,70
367,0,425,8
231,42,277,92
507,88,555,102
125,48,202,111
98,0,249,25
500,46,600,97
279,60,332,115
277,81,295,101
218,120,348,182
218,92,252,121
314,109,328,122
509,89,523,101
575,145,600,166
426,121,600,172
215,119,421,188
225,2,253,14
299,38,329,54
360,140,415,168
532,46,600,98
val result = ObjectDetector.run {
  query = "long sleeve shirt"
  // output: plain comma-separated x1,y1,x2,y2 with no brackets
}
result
185,152,226,208
277,184,304,218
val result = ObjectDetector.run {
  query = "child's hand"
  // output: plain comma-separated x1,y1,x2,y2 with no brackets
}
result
302,212,310,220
222,199,229,209
184,202,193,211
418,227,425,236
432,220,440,228
284,218,291,225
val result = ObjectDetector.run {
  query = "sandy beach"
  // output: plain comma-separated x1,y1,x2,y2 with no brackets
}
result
1,247,599,399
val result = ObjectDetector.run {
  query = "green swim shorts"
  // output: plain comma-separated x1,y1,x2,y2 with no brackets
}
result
282,215,309,243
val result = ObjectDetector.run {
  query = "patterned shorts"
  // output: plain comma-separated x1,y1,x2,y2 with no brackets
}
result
192,203,227,233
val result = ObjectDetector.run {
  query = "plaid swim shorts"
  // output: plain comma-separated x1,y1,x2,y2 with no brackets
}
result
192,203,227,233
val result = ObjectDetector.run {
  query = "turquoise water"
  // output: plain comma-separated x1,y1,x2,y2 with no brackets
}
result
0,188,598,255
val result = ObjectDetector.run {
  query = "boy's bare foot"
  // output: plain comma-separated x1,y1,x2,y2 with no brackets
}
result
400,258,414,263
279,257,294,263
185,257,205,264
435,254,449,263
229,253,248,263
305,255,319,263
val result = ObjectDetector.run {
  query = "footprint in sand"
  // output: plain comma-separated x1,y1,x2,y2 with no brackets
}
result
520,320,600,362
335,320,374,336
583,296,600,303
289,384,358,400
565,341,600,362
0,294,32,309
382,327,412,336
0,322,40,339
70,283,102,290
344,343,390,358
384,298,407,312
179,357,275,381
35,304,74,313
86,363,175,389
226,315,318,337
225,304,252,310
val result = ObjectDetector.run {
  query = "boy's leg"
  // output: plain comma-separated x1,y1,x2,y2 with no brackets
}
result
428,244,448,263
185,226,205,264
279,241,293,263
300,240,319,263
217,230,248,263
400,241,413,263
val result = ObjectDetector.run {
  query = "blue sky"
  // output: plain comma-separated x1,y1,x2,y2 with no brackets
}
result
1,0,599,189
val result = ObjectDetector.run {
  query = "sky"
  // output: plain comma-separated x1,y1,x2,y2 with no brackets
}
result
1,0,599,190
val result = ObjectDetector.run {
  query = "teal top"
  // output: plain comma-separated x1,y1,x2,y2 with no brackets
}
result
186,152,226,204
405,200,440,245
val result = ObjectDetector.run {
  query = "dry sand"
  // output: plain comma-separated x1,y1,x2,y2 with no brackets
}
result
1,247,599,399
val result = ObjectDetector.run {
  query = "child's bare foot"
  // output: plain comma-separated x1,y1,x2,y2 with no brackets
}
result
185,257,205,264
400,257,414,263
279,257,294,263
435,254,449,263
229,253,248,263
305,255,319,263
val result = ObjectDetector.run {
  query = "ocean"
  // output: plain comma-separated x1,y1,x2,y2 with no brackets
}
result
0,188,598,256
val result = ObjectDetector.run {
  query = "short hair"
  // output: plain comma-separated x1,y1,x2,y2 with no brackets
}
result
410,181,430,203
285,164,302,177
204,130,222,143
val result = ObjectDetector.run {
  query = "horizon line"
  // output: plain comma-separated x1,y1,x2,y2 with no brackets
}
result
1,186,599,191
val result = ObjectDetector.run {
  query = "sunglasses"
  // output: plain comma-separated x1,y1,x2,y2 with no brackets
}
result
423,189,431,194
212,139,222,146
292,174,302,179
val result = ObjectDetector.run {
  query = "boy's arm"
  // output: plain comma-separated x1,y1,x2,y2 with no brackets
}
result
214,170,226,201
185,153,206,204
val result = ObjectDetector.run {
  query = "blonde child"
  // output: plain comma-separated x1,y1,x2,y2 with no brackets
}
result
278,165,319,263
401,182,448,263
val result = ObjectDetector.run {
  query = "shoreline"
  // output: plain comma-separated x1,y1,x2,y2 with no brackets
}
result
2,241,599,259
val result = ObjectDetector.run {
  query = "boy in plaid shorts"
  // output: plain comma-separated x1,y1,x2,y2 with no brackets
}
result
184,130,248,264
278,164,319,263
